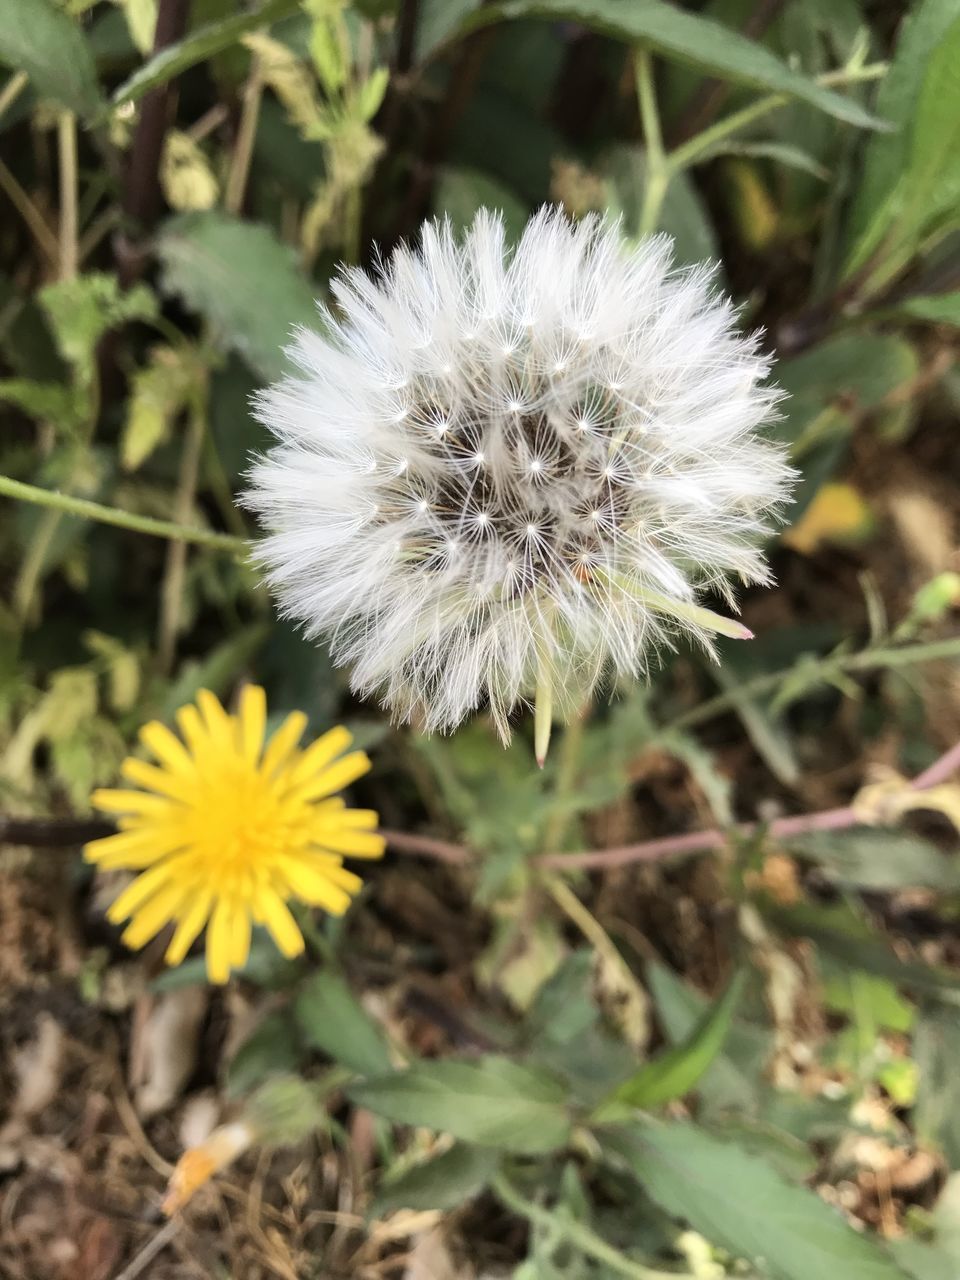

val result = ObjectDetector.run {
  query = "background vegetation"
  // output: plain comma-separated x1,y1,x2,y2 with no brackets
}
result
1,0,960,1276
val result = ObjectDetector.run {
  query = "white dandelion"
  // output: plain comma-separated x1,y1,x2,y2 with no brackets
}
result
246,207,792,760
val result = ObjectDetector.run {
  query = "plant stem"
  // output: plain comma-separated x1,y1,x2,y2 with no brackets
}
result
0,70,28,123
491,1172,687,1280
667,635,960,733
668,62,887,174
57,113,78,282
0,474,249,556
0,155,60,266
541,734,960,871
157,392,208,672
543,873,648,1035
541,704,587,852
634,47,669,238
224,58,263,215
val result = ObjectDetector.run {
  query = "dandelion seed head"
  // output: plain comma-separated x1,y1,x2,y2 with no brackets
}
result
247,208,793,741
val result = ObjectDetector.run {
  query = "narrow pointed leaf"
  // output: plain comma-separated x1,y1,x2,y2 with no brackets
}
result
458,0,885,129
597,971,745,1114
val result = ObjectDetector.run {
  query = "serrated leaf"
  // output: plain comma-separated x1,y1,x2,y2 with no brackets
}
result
39,274,157,388
0,379,82,432
156,213,319,381
461,0,885,129
111,0,300,108
606,1122,907,1280
0,0,103,117
348,1057,572,1154
372,1143,499,1216
600,971,745,1113
295,971,391,1076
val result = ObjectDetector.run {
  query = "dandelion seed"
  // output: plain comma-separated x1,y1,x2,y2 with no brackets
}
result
247,208,793,750
85,686,384,983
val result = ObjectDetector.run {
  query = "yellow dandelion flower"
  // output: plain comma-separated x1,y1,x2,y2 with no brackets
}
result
85,686,385,983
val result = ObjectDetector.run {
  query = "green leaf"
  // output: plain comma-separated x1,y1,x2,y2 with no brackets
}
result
775,331,920,459
461,0,885,129
845,0,960,273
914,1006,960,1166
39,274,158,389
156,213,319,381
768,901,960,1003
786,829,960,892
295,971,391,1076
415,0,483,58
646,960,769,1113
606,1121,907,1280
0,379,82,432
707,657,799,787
603,145,720,269
0,0,103,117
898,292,960,326
699,140,829,180
601,971,745,1112
372,1143,500,1216
121,345,203,471
228,1011,303,1096
111,0,300,108
160,623,269,717
434,166,530,243
348,1057,572,1154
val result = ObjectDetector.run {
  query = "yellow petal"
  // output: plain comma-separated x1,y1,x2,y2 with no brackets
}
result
312,828,386,858
197,689,235,754
239,684,267,765
165,890,213,966
278,857,355,914
121,881,186,950
314,860,365,896
230,906,252,969
257,887,306,958
106,860,180,923
286,725,352,788
91,788,175,817
260,711,308,779
84,829,182,869
290,751,370,804
175,703,208,757
335,808,380,831
206,898,234,984
140,720,194,773
121,757,194,803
